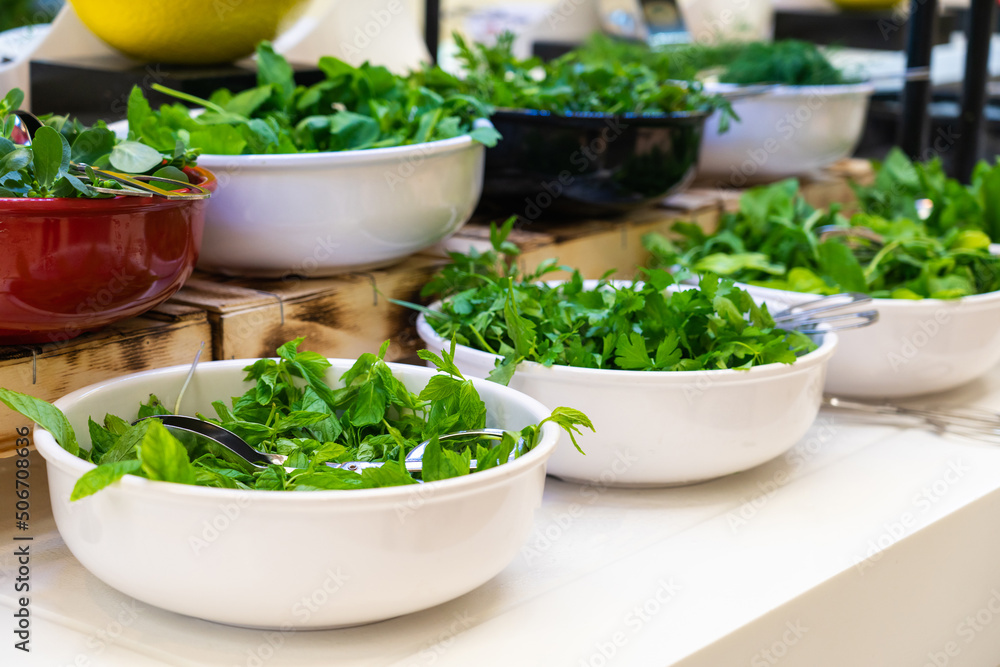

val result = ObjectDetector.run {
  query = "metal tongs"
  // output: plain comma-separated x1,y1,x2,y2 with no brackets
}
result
7,110,211,200
824,396,1000,443
771,292,879,334
135,415,518,477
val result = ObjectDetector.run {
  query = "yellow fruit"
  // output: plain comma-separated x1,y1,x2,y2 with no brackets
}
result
69,0,310,65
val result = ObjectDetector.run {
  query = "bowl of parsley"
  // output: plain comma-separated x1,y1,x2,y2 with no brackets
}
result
411,221,837,486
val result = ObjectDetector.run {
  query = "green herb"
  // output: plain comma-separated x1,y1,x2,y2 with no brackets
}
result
1,339,590,499
0,88,197,199
853,147,1000,241
128,42,499,157
645,179,1000,299
560,37,853,88
404,218,816,382
444,32,727,119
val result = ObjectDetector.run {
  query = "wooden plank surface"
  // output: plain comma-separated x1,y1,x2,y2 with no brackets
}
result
169,254,448,363
0,306,211,454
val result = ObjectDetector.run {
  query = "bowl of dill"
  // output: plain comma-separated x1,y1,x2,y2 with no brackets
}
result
662,40,874,183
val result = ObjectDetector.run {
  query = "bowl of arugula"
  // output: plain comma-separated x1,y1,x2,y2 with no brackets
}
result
646,178,1000,398
443,34,717,218
412,220,836,486
0,89,214,345
119,44,499,278
7,339,587,629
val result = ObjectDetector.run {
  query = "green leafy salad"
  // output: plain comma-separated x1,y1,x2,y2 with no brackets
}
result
126,42,500,156
0,339,591,500
0,88,198,198
442,32,726,118
644,179,1000,299
852,147,1000,241
405,218,817,384
572,37,855,87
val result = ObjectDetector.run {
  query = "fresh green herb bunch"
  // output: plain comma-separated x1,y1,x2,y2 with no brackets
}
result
644,179,1000,299
853,147,1000,241
0,88,198,198
409,218,817,384
0,339,592,500
561,36,852,88
696,40,852,86
127,42,500,156
448,32,726,118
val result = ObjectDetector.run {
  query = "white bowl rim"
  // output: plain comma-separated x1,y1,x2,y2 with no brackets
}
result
33,358,559,504
704,81,876,97
106,117,491,168
738,280,1000,309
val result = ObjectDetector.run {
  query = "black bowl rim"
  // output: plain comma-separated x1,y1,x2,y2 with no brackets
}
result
491,107,712,124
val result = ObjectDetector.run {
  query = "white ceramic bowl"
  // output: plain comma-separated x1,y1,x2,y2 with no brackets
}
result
741,283,1000,398
195,134,486,277
107,118,487,278
416,284,838,486
33,359,558,629
697,82,874,183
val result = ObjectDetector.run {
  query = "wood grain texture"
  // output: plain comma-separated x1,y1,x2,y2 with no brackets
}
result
168,254,447,362
0,307,211,454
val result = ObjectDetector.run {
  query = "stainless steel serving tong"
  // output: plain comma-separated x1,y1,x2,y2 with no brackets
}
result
7,110,211,200
770,292,879,334
824,395,1000,443
134,415,517,476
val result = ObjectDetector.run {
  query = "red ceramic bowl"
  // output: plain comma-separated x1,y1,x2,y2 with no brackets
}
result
0,166,216,345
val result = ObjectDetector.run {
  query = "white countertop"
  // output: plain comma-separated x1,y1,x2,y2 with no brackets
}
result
5,369,1000,666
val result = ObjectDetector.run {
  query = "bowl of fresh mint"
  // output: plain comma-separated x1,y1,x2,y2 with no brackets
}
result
442,33,720,219
8,339,590,628
0,89,215,345
117,43,500,278
410,219,836,486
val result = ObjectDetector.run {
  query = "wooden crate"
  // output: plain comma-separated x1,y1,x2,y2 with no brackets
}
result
433,189,722,281
436,159,874,280
0,304,212,455
167,254,448,363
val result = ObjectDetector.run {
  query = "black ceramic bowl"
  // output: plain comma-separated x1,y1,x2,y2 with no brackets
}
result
480,109,709,219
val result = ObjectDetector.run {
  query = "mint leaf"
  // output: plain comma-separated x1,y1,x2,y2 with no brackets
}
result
137,420,196,485
70,460,143,501
0,388,79,456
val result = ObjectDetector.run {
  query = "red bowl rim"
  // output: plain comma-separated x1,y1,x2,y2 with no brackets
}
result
0,165,217,211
